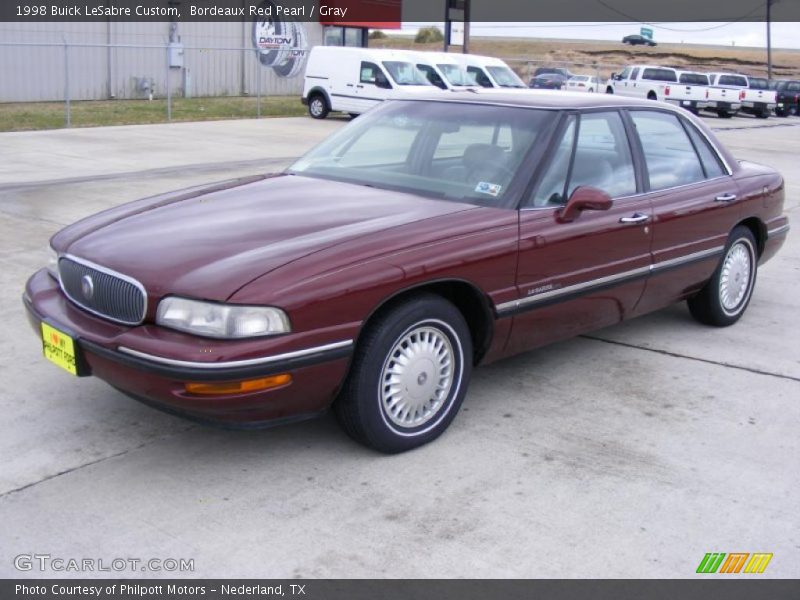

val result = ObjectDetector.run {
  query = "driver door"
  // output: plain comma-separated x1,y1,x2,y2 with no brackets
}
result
504,110,653,355
353,61,392,113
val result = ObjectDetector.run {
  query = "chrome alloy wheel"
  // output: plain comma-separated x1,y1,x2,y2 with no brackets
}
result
719,239,754,315
379,323,456,430
309,97,325,117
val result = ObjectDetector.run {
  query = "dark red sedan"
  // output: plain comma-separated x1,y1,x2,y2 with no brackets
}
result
24,91,789,453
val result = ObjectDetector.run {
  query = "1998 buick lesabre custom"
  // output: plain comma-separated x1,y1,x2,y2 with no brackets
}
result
24,91,789,453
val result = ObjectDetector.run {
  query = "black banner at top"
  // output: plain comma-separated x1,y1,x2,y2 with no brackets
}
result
1,0,800,23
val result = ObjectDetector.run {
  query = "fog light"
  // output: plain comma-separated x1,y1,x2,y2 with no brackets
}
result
185,374,292,396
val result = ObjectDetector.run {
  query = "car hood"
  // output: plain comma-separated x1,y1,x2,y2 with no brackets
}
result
61,174,476,303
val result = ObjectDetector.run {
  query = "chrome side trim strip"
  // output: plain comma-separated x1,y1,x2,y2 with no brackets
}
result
497,246,725,315
767,224,790,238
650,246,726,272
117,340,354,370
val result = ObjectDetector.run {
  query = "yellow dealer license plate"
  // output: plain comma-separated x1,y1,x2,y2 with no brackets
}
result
41,322,79,375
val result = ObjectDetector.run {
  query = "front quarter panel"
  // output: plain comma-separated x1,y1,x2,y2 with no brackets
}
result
229,206,520,353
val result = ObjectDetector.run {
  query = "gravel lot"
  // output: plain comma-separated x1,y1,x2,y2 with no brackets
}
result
0,112,797,578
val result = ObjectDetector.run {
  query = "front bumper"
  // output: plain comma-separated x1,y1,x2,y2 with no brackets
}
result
24,269,354,426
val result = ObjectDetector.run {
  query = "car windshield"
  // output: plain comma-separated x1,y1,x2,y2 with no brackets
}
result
486,66,525,87
288,100,551,208
437,63,474,86
382,61,429,86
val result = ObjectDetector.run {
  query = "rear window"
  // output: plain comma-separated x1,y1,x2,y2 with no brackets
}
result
719,75,747,87
679,73,709,85
642,68,677,82
748,78,768,90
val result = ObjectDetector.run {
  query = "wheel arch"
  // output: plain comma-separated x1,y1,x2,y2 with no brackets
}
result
356,279,496,365
736,217,767,257
307,86,330,107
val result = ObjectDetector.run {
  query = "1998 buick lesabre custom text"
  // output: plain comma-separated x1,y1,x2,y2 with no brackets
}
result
24,91,789,452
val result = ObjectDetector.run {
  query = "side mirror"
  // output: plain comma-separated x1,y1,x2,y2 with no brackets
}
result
610,72,617,80
557,186,612,223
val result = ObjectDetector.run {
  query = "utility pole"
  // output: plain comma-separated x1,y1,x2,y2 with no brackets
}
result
767,0,772,80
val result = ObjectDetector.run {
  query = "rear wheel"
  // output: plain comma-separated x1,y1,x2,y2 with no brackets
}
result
717,109,733,118
688,226,758,327
307,93,329,119
334,294,472,453
756,108,770,119
606,86,614,94
647,92,657,101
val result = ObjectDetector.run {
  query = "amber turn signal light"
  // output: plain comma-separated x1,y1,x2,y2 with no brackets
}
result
185,373,292,396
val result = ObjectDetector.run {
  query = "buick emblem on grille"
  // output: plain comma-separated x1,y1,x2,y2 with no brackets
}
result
81,274,95,300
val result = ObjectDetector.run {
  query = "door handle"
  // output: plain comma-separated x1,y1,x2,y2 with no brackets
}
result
356,84,364,89
346,83,354,87
619,213,649,224
715,193,737,203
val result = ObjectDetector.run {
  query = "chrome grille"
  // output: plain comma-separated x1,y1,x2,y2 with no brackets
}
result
58,256,146,325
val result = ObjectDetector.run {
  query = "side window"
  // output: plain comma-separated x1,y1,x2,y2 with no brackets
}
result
630,111,706,190
417,64,445,89
467,66,492,87
630,67,640,80
360,62,383,85
529,112,637,207
619,67,632,80
569,112,636,198
529,116,576,207
684,124,726,179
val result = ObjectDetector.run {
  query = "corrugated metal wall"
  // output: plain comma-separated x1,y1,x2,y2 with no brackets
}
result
0,21,322,102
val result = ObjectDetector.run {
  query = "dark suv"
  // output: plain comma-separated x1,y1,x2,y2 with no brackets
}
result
771,80,800,116
622,34,657,47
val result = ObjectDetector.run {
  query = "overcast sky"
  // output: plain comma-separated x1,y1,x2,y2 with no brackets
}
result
401,22,800,50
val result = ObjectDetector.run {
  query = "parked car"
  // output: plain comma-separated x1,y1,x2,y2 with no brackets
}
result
772,79,800,116
448,53,526,89
669,71,711,113
706,72,776,119
24,91,789,453
566,75,600,93
301,46,431,119
533,66,575,79
530,73,569,89
622,34,657,46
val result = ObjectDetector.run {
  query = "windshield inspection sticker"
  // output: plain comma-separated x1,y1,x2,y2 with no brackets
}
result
475,182,502,197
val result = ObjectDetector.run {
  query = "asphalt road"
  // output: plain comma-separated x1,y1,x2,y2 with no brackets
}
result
0,111,798,578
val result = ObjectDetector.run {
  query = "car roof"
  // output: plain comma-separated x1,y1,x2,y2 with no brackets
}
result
393,88,683,111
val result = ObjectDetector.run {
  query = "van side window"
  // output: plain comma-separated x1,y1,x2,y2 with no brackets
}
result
467,66,493,88
417,64,446,89
360,62,385,85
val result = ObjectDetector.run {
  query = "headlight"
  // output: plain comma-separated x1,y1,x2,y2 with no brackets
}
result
47,247,59,280
156,296,291,339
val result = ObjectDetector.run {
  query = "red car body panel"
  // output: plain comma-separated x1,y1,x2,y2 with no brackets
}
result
24,93,789,426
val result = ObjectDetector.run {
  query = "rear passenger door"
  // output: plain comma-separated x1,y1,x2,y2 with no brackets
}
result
626,109,741,314
505,110,653,354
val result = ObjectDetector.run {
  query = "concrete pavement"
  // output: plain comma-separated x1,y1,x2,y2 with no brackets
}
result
0,114,798,578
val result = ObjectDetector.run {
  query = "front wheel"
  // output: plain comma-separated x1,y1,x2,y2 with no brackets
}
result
688,226,758,327
334,294,472,453
307,94,329,119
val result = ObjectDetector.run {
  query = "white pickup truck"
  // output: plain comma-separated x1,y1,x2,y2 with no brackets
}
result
706,72,775,118
606,65,705,113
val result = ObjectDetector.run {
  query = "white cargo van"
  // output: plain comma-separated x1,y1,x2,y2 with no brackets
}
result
448,54,526,88
410,52,478,90
301,46,432,119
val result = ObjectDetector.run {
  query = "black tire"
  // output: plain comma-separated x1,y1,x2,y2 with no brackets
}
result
687,226,758,327
790,105,798,117
756,109,770,119
717,109,732,119
334,294,473,453
605,86,614,94
776,108,787,117
647,92,657,101
348,113,359,119
307,93,329,119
